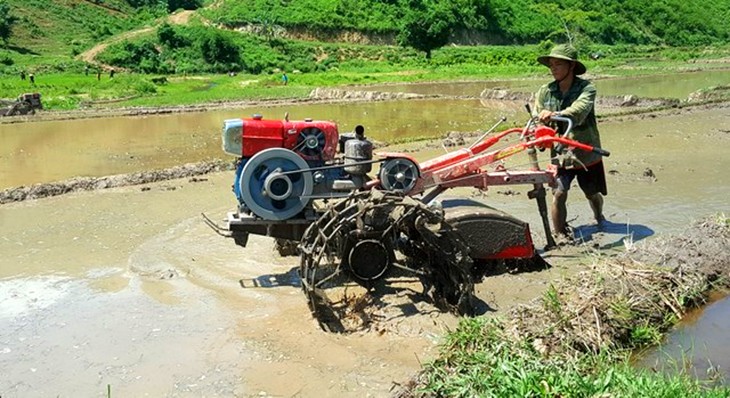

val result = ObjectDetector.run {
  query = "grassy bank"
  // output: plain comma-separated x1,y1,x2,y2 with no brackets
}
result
399,216,730,397
3,43,730,110
408,318,728,398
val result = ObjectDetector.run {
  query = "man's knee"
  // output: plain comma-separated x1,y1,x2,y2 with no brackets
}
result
585,192,602,201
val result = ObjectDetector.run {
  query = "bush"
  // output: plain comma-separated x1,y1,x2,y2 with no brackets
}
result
0,51,13,66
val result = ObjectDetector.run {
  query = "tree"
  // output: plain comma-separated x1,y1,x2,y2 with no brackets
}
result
0,0,18,45
199,32,239,65
532,3,597,47
396,0,456,60
167,0,202,12
157,23,188,48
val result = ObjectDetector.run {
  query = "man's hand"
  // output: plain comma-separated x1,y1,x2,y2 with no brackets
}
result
538,110,558,123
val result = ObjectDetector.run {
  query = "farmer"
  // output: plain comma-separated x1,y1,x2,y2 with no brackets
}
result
282,72,288,85
534,44,607,241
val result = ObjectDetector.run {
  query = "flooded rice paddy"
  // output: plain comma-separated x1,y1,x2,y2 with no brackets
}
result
1,72,729,396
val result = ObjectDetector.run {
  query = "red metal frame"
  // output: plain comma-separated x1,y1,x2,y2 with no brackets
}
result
372,122,604,195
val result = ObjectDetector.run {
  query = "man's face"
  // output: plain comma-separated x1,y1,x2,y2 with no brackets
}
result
548,58,574,81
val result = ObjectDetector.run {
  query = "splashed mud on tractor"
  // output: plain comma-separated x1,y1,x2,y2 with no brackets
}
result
204,109,610,332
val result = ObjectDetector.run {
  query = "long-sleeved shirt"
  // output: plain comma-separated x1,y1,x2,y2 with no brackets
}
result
534,77,602,169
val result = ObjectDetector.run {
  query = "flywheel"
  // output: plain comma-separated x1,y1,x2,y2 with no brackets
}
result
379,158,419,194
240,148,313,220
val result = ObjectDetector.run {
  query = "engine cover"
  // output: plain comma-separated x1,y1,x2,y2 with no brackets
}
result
222,114,339,161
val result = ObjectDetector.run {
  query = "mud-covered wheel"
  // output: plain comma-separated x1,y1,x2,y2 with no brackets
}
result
298,190,475,332
12,101,32,116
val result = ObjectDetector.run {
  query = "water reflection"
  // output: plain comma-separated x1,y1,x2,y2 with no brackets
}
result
638,295,730,384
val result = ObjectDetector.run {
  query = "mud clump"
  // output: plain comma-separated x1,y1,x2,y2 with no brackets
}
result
0,159,234,204
309,88,426,101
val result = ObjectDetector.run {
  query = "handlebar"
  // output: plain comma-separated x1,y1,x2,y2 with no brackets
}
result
546,116,609,156
549,115,573,137
549,136,610,157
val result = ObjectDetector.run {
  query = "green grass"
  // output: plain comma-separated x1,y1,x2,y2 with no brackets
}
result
1,43,729,111
419,317,730,398
6,0,160,59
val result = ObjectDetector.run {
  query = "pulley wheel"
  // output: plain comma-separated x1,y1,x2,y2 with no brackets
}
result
379,158,418,193
347,239,392,281
240,148,313,220
295,127,326,157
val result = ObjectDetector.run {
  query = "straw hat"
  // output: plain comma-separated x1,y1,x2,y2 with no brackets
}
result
537,44,586,75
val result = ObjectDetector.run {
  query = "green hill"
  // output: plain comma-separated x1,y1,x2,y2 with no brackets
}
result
5,0,152,59
1,0,730,76
202,0,730,46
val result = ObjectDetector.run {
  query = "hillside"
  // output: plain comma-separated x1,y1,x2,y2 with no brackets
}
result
202,0,730,47
0,0,730,84
4,0,158,63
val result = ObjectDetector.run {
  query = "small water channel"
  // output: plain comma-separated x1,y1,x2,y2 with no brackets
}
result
637,295,730,383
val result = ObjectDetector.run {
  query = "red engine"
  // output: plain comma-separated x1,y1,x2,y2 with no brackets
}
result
222,114,339,161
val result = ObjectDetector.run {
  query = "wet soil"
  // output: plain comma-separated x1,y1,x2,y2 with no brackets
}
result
1,99,729,397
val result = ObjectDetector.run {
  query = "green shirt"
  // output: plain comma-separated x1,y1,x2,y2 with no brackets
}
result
534,77,602,169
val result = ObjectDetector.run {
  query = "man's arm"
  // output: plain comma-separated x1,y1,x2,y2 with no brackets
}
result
534,85,556,123
559,82,596,126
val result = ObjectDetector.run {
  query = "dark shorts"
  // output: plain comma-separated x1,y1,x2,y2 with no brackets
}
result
555,161,607,196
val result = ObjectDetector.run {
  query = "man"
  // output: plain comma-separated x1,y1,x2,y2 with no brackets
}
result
534,44,607,241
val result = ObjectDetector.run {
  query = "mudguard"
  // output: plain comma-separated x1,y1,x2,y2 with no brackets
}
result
440,198,535,260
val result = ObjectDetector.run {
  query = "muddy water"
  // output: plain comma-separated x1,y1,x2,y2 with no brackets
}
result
595,69,730,99
1,101,730,395
3,70,729,191
1,175,446,397
359,79,541,97
637,295,730,383
0,99,523,190
362,69,730,99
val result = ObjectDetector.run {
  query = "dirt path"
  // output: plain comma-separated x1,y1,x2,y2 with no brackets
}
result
77,27,154,68
76,10,200,68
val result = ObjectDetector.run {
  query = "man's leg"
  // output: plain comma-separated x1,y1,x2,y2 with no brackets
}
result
551,189,569,235
587,192,605,223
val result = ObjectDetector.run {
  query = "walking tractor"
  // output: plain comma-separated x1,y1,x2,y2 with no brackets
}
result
205,109,610,331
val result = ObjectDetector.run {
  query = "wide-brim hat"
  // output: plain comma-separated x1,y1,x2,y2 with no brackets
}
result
537,44,587,75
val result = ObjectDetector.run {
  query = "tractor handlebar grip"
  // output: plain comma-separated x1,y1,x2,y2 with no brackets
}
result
592,147,611,157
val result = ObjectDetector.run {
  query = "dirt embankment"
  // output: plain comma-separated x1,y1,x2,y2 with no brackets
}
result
0,160,233,204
